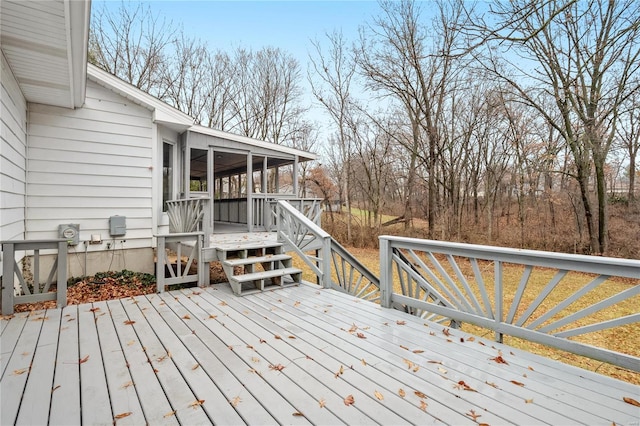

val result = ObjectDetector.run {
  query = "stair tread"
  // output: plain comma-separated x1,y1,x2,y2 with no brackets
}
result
224,254,291,267
216,241,283,251
231,267,302,283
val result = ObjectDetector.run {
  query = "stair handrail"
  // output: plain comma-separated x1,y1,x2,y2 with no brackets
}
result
276,200,379,301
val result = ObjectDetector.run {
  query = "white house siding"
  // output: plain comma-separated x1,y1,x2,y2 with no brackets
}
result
1,54,28,276
26,80,155,274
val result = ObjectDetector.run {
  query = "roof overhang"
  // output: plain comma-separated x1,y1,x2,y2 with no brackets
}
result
87,63,195,132
188,125,319,163
1,0,91,109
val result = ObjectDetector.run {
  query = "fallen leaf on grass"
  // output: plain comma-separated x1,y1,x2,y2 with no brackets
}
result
343,395,355,406
510,380,525,387
623,397,640,406
374,390,384,400
114,412,132,420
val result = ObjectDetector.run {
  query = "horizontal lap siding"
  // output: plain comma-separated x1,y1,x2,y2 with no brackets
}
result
1,55,27,253
26,80,154,249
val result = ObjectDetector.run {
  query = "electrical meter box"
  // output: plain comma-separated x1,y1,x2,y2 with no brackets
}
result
58,224,80,245
109,215,126,236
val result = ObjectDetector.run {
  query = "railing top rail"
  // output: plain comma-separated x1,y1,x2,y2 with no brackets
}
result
278,200,330,239
1,239,67,246
380,236,640,279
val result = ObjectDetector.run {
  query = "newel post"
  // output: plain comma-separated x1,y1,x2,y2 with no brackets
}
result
379,237,393,308
321,235,332,289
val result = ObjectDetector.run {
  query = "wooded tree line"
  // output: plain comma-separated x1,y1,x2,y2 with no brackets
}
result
90,0,640,256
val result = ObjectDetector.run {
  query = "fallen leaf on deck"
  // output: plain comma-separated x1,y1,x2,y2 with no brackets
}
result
89,307,100,312
121,381,133,389
208,314,217,319
288,335,296,339
528,366,534,371
348,323,358,333
164,411,176,418
374,390,384,400
485,381,499,388
455,380,477,392
525,398,534,403
623,397,640,406
292,412,305,417
398,389,406,397
442,328,451,336
192,363,200,370
274,335,282,340
400,345,409,350
467,336,475,342
294,301,301,307
414,390,427,399
13,368,28,375
79,355,90,364
219,301,228,306
428,360,442,364
260,339,267,343
343,395,355,406
269,364,285,371
419,400,428,411
466,409,481,421
510,380,525,387
438,367,448,374
189,399,205,408
52,385,61,393
124,320,135,325
182,314,191,319
319,398,326,408
361,358,367,366
356,332,366,339
114,412,132,419
429,331,436,336
251,357,260,363
490,355,508,364
335,365,344,378
413,349,424,354
397,320,406,325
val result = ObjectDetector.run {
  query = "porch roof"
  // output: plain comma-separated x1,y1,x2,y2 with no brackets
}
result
1,284,637,425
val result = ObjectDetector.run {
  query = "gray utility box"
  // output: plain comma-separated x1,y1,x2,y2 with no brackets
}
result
58,223,80,245
109,216,126,236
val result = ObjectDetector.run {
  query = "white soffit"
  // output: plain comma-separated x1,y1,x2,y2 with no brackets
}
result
1,0,90,109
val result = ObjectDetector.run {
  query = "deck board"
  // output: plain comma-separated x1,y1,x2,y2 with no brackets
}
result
1,283,638,425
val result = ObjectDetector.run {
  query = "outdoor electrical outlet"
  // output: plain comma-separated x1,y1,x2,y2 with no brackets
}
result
106,242,111,249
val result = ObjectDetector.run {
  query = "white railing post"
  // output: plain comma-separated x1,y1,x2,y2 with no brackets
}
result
56,240,67,309
494,260,503,343
379,237,393,308
2,242,16,314
156,235,166,293
321,235,332,289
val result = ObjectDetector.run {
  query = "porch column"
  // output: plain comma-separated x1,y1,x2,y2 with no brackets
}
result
182,132,190,199
247,152,253,231
293,155,299,196
262,156,268,193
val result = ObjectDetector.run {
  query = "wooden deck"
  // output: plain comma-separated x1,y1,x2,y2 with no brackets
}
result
1,283,638,425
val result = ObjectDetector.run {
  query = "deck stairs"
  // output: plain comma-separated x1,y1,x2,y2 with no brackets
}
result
207,241,302,296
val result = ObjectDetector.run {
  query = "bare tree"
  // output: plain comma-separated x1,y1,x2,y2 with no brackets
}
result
308,30,358,243
476,0,640,254
617,84,640,203
89,1,176,95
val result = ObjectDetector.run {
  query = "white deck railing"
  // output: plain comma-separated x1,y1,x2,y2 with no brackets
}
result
379,236,640,372
276,200,379,302
253,195,322,230
1,239,68,314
